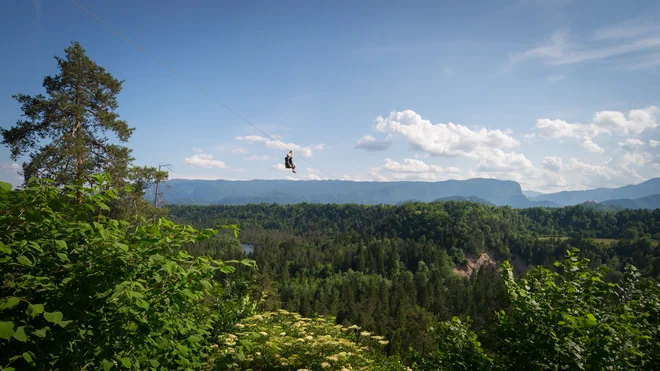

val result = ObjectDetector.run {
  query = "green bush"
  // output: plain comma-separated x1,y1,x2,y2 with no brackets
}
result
422,248,660,370
495,249,660,370
213,309,407,370
0,175,255,370
411,316,493,371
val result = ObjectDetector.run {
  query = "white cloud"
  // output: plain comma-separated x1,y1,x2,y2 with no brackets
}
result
364,110,548,182
541,156,563,172
522,133,537,143
168,172,223,180
285,169,325,181
243,155,275,161
193,147,203,153
0,162,20,170
593,106,659,135
547,74,565,82
383,158,443,173
534,106,659,153
354,135,392,151
509,26,660,67
592,19,660,41
368,158,468,182
444,66,455,75
341,174,364,181
373,110,520,159
0,162,21,186
561,158,645,189
618,138,644,151
475,149,534,172
183,153,227,168
650,139,660,148
235,135,324,157
519,151,657,193
273,164,324,180
232,147,249,154
235,135,266,143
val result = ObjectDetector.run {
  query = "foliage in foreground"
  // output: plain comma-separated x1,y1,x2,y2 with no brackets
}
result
417,249,660,370
411,316,493,371
0,176,255,370
213,310,406,371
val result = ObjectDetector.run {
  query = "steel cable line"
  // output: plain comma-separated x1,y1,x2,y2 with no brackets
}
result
71,0,337,179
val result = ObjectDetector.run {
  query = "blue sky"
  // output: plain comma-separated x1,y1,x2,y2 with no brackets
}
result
1,0,660,192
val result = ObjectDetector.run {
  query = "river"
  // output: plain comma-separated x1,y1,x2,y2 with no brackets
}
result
241,243,254,254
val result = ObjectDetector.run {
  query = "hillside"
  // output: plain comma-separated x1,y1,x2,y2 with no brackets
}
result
530,178,660,206
601,194,660,209
153,178,560,208
434,195,494,205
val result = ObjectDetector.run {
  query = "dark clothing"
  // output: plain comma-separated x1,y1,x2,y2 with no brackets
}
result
285,156,294,168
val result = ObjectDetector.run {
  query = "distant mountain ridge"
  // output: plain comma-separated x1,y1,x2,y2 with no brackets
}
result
600,194,660,209
150,177,660,209
152,178,549,208
433,195,494,205
529,178,660,206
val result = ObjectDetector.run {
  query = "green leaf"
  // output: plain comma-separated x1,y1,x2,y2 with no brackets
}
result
585,313,597,326
199,279,212,290
62,277,72,285
0,181,12,192
0,321,15,340
22,352,33,364
102,359,114,371
56,253,70,262
120,357,131,368
0,297,21,310
26,304,44,318
149,359,160,368
44,311,63,324
0,242,11,254
12,326,27,342
219,265,235,274
28,241,43,253
114,242,128,252
187,334,202,343
135,298,149,310
58,320,73,328
55,240,67,249
237,348,246,361
32,327,49,338
17,255,33,266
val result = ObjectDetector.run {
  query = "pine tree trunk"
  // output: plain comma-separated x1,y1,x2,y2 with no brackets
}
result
154,180,159,208
74,120,84,204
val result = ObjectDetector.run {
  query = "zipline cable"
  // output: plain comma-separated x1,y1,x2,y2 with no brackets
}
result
71,0,337,180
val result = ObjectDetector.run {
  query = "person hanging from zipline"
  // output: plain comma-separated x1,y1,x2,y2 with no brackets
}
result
284,150,296,173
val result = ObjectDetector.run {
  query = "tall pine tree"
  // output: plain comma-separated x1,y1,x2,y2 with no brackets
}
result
1,41,134,199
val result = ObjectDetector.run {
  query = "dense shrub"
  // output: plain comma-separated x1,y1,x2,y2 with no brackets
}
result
213,310,406,370
0,176,255,370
